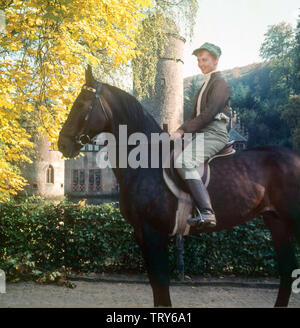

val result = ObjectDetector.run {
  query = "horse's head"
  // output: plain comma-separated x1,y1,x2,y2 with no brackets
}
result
58,65,111,158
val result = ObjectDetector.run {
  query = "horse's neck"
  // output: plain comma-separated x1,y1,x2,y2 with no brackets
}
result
111,108,163,140
109,114,166,187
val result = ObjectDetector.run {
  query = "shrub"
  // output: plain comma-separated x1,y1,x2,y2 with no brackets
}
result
1,196,299,283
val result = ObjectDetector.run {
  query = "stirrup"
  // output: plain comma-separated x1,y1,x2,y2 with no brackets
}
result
188,206,216,227
194,206,206,223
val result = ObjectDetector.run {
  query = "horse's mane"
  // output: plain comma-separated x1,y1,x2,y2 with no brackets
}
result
105,84,163,137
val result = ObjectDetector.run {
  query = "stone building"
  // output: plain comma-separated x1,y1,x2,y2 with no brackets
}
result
137,33,185,134
228,111,248,150
19,133,65,200
64,143,119,204
229,129,248,151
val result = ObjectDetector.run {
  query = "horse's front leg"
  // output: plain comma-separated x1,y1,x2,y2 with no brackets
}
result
136,221,172,307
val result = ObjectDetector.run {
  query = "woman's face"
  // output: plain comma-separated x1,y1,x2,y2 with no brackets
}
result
197,50,219,74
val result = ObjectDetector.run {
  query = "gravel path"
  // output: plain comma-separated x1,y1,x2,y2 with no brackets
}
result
1,279,300,308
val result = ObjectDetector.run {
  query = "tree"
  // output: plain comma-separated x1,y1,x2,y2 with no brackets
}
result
229,64,293,148
184,76,201,120
278,95,300,149
260,22,295,60
294,12,300,93
132,0,198,99
0,0,152,201
259,22,297,98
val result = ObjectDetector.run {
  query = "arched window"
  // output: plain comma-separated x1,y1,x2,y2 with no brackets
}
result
46,165,54,184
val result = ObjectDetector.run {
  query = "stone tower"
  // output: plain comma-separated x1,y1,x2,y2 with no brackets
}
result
138,33,186,134
19,133,65,199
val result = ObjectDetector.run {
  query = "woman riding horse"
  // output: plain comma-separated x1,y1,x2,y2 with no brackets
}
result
172,42,232,230
58,62,300,307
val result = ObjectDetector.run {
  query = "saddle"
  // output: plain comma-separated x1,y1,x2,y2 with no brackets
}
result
163,140,236,236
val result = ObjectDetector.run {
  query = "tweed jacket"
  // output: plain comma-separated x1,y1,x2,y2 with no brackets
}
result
179,72,231,134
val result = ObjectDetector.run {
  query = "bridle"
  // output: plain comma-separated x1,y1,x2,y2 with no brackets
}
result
62,82,110,146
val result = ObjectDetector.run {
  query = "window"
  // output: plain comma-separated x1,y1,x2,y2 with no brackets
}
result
80,144,101,152
80,145,89,151
79,170,85,191
72,169,85,192
89,169,94,186
89,169,101,191
46,165,54,183
95,170,101,190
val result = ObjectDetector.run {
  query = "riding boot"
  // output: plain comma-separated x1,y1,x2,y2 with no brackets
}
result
184,179,216,228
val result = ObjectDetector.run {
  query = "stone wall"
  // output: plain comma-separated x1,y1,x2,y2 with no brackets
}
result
139,33,185,134
19,134,64,199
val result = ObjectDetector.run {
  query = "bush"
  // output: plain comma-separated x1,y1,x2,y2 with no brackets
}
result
0,196,299,283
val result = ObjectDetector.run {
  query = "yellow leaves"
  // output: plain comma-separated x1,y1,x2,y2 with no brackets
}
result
35,18,42,25
7,41,23,51
77,199,87,207
0,158,28,201
0,0,153,201
23,104,34,113
86,55,100,67
26,49,36,56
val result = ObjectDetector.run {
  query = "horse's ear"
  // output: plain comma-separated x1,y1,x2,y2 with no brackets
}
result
85,65,95,86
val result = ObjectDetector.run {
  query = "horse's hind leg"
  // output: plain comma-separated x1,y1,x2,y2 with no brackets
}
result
263,212,298,307
136,221,172,307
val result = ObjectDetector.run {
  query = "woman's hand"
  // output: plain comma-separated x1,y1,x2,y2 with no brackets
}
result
170,129,184,141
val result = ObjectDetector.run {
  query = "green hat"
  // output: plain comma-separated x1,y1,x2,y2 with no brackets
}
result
192,42,222,58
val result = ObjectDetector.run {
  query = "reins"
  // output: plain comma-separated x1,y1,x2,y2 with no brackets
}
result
61,82,109,146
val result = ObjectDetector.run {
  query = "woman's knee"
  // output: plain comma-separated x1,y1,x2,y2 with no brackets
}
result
175,166,201,180
174,156,197,170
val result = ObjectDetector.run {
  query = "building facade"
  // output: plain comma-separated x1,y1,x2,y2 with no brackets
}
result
64,143,119,204
19,134,65,200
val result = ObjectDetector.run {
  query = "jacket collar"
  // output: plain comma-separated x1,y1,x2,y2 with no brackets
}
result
204,70,221,80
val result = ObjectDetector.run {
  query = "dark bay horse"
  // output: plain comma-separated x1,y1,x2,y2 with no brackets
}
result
58,66,300,307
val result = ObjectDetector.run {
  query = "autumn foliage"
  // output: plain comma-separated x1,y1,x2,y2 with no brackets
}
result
0,0,152,201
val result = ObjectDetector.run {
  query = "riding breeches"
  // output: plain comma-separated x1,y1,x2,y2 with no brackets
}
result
174,119,229,180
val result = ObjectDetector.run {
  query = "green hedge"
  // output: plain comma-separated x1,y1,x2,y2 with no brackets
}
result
0,196,299,282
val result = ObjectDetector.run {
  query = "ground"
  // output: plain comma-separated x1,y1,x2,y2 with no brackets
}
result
1,274,300,308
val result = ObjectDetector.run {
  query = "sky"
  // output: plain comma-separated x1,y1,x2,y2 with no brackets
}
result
183,0,300,77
